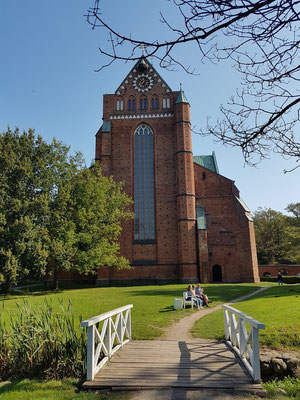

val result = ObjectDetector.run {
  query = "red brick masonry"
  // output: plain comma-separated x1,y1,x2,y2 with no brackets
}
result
94,58,260,285
259,265,300,277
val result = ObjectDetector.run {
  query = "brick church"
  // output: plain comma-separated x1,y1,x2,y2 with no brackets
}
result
95,57,260,285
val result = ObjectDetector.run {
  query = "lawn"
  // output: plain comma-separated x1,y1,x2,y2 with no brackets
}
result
0,282,267,340
0,379,130,400
191,284,300,351
1,282,299,400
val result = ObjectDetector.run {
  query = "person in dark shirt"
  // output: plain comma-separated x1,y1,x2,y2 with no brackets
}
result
278,271,283,286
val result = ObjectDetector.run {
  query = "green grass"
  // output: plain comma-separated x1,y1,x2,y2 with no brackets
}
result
0,282,267,340
191,284,300,351
262,377,300,399
0,379,130,400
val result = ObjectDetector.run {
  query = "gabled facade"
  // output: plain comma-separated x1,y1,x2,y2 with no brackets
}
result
95,58,260,284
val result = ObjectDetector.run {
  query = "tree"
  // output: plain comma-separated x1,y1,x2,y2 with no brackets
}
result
284,202,300,264
0,128,132,291
86,0,300,169
253,205,300,265
0,128,84,291
48,164,132,288
253,208,288,264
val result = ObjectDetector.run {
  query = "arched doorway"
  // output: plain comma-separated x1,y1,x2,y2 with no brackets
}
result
212,264,222,282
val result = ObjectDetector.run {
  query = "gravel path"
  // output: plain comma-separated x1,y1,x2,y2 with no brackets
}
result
159,286,270,341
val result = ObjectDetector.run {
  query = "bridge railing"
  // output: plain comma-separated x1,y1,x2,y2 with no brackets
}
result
222,305,265,382
81,304,133,380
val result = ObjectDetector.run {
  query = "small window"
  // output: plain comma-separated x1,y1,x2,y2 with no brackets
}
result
151,97,159,110
128,97,136,111
139,96,147,110
202,172,206,180
162,97,170,109
116,99,123,111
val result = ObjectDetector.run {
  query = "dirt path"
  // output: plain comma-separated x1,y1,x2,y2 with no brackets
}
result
159,286,270,341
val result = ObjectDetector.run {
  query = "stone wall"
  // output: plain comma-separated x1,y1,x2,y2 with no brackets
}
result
260,349,300,380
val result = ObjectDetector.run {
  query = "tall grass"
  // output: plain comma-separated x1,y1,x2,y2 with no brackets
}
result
0,299,86,380
262,377,300,398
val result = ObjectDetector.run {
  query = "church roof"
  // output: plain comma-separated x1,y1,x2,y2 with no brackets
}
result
115,57,172,95
175,87,189,104
101,121,111,132
193,152,219,174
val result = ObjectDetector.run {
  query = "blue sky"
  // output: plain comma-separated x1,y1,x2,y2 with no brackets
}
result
1,0,299,214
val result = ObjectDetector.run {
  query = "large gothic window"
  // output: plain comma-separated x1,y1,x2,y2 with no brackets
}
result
134,125,155,241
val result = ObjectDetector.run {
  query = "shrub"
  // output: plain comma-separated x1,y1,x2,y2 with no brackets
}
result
0,299,86,381
262,376,300,398
260,276,300,284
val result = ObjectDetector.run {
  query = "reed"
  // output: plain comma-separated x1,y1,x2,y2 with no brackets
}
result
0,299,86,380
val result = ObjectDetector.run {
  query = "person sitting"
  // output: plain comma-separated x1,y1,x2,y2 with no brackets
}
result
195,283,210,307
186,285,203,310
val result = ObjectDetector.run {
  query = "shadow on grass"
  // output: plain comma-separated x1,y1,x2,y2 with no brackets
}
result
159,305,176,313
252,284,300,299
127,284,261,302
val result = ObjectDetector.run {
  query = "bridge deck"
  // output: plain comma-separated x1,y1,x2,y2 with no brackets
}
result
83,339,261,391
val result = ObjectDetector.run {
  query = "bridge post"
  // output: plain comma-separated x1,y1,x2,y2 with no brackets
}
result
252,327,262,382
86,325,95,381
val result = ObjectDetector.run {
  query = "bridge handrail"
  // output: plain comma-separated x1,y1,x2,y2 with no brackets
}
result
223,305,265,382
81,304,133,381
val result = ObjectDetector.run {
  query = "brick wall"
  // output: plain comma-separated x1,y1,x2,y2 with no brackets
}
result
259,265,300,277
194,164,259,283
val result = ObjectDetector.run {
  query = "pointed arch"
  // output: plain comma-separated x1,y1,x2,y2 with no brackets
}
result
127,95,136,111
162,96,171,109
151,95,159,110
134,124,155,241
116,97,124,111
139,95,148,111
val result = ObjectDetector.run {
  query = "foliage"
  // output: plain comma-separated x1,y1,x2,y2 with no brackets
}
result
0,379,130,400
0,299,86,381
0,128,132,291
262,376,300,398
253,205,300,265
86,1,299,168
0,128,83,291
48,164,132,286
67,164,132,274
284,203,300,264
191,285,300,351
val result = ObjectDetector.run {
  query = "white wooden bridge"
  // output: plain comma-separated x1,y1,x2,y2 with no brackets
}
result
81,304,265,394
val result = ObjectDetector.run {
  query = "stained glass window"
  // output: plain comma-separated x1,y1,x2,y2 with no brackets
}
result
134,125,155,241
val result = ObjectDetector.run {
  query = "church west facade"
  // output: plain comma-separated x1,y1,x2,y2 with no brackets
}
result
95,58,260,285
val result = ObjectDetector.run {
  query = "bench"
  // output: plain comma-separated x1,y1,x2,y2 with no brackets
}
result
183,291,194,309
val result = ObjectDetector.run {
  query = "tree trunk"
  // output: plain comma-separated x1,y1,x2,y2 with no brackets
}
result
52,269,59,290
2,279,13,294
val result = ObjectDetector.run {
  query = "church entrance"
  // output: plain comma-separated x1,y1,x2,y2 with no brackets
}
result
212,264,222,282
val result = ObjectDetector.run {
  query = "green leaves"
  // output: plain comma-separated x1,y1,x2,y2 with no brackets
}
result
0,128,132,291
253,204,300,265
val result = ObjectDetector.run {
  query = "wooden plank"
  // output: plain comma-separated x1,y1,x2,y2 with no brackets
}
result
84,380,251,389
83,339,261,392
107,363,242,368
95,367,250,377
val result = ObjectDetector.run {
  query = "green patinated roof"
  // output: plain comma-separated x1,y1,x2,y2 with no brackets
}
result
101,121,111,132
193,151,219,174
175,88,189,104
235,196,253,221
